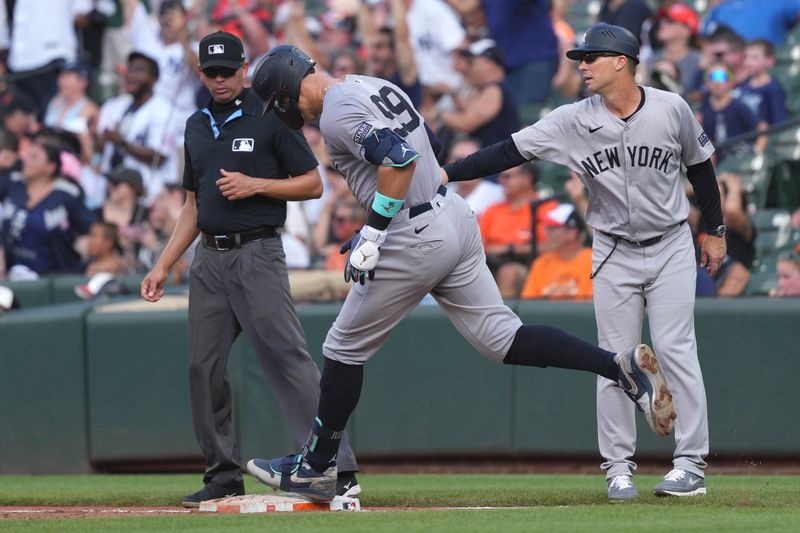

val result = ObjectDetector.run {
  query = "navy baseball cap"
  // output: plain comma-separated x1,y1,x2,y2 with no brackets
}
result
199,31,245,71
63,60,91,80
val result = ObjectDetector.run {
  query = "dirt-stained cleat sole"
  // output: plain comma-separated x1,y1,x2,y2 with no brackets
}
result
616,344,677,437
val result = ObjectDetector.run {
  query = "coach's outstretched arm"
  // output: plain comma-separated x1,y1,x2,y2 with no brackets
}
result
442,137,529,182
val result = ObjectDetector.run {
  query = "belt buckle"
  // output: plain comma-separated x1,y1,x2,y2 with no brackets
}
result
213,235,231,250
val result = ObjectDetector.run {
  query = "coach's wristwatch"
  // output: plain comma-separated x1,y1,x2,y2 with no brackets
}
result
714,224,727,238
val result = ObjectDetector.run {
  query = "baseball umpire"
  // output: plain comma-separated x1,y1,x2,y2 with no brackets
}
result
443,24,726,500
243,45,677,502
140,32,359,506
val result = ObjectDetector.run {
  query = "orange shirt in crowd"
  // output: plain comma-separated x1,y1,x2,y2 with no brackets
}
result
479,199,558,247
325,244,348,272
520,247,594,300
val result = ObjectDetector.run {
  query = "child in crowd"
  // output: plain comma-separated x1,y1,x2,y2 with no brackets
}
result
736,39,788,127
698,63,760,163
84,221,124,276
770,251,800,298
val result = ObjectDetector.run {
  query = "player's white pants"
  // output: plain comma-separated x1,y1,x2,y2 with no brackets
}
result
592,223,709,479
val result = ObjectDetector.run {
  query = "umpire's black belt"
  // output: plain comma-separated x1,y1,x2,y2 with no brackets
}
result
203,226,278,250
409,184,448,218
601,220,686,248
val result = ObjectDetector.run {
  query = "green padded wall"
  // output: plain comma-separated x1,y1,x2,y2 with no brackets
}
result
85,305,199,462
0,302,93,473
0,279,52,308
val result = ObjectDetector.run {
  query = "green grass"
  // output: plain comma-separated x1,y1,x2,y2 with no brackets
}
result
2,474,800,532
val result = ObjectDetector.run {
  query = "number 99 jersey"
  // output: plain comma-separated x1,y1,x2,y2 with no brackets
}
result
319,75,442,220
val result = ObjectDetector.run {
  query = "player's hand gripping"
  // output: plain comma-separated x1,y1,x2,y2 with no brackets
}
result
340,225,387,284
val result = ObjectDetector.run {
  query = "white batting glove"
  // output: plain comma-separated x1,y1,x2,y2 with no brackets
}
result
340,225,387,284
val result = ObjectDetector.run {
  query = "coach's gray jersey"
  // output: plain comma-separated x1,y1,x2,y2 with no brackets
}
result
512,87,714,241
319,75,441,220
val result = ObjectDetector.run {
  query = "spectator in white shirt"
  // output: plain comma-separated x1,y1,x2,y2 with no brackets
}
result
6,0,92,118
97,51,179,206
127,0,201,143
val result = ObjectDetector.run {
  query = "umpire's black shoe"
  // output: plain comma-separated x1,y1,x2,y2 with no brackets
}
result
181,480,245,508
336,471,362,498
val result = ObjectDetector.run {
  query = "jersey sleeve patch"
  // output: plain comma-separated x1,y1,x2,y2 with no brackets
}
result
698,132,710,147
353,122,373,145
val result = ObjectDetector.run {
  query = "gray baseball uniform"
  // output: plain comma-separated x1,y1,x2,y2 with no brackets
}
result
318,75,522,364
512,86,714,478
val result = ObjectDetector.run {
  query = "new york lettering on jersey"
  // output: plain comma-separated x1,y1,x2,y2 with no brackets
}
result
580,145,675,178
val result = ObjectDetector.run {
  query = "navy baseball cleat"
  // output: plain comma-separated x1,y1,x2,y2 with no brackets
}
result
247,454,337,501
615,344,676,437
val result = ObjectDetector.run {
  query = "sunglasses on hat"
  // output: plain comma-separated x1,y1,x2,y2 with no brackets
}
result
579,52,620,64
203,66,239,78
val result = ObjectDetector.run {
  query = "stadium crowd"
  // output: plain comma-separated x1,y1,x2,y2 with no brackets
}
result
1,0,799,304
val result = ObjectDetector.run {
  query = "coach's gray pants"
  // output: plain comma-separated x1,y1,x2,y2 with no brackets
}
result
187,236,358,487
593,224,709,479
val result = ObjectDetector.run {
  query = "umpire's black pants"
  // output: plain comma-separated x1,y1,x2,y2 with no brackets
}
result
187,235,358,487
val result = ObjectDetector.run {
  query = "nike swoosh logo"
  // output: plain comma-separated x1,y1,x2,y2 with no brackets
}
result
414,224,429,234
589,126,604,133
620,372,638,396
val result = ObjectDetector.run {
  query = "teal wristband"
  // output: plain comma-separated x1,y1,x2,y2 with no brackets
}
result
372,192,404,218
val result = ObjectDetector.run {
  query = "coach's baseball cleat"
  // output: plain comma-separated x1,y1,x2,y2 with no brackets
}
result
247,454,337,501
607,475,638,502
336,471,362,498
181,480,244,508
615,344,676,437
653,469,707,497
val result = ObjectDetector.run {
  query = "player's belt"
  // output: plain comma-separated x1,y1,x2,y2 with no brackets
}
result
602,220,686,248
203,226,278,250
409,184,448,218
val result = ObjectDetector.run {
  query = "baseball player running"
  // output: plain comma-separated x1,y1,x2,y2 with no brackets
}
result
244,45,676,502
443,24,726,500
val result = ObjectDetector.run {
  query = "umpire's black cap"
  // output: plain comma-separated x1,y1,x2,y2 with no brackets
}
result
567,23,641,64
199,31,245,71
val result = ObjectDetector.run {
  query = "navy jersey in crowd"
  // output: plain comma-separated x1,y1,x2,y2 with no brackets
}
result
699,97,759,162
735,79,788,126
1,173,94,274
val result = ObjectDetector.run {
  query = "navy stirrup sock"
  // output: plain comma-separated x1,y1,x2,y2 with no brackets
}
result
503,325,618,382
303,358,364,472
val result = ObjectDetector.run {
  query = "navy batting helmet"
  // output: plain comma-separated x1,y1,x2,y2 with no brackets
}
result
251,45,316,129
566,23,640,64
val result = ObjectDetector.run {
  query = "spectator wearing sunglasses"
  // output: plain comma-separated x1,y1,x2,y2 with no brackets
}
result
140,31,359,507
697,63,761,163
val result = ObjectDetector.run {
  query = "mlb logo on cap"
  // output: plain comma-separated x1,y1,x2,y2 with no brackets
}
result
199,31,245,71
232,138,254,152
